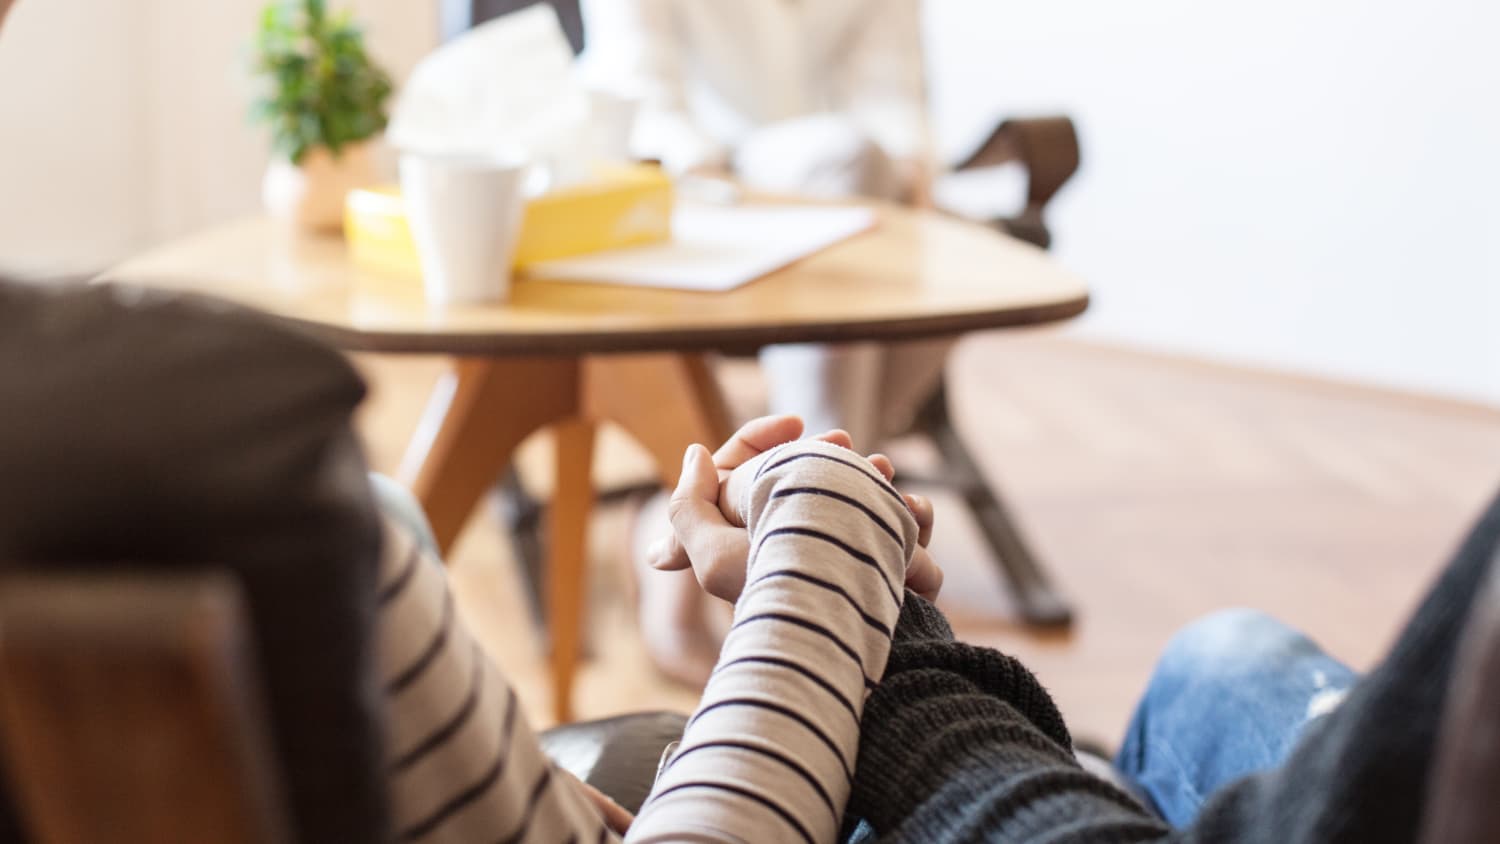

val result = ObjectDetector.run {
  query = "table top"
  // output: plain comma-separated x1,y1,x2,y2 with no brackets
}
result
108,201,1089,356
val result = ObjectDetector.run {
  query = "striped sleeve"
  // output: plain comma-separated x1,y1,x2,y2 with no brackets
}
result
628,440,919,843
375,518,619,844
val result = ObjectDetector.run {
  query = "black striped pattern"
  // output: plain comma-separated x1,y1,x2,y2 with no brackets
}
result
635,440,918,842
493,767,553,844
710,654,860,723
770,486,903,548
378,519,615,844
666,740,838,817
379,543,421,605
755,448,906,508
387,586,455,695
748,568,894,636
399,688,519,841
390,641,486,774
649,780,816,844
374,438,918,843
729,611,874,685
685,696,856,781
751,525,901,608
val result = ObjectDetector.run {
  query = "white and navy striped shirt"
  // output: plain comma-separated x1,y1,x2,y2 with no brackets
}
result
376,440,918,842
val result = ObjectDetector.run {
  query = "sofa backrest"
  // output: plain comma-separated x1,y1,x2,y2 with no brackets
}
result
0,572,290,843
0,280,389,842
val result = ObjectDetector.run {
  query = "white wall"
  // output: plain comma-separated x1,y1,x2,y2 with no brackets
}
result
3,0,1496,404
0,2,149,272
926,0,1500,405
0,0,436,274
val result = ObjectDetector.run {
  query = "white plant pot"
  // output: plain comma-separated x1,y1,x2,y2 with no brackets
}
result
262,141,376,231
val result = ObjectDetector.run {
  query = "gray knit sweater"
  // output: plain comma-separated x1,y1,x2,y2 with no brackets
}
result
846,484,1500,843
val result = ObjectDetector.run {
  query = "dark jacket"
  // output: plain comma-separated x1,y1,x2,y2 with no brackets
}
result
849,489,1500,842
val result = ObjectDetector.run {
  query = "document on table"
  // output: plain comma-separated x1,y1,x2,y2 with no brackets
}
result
522,201,877,292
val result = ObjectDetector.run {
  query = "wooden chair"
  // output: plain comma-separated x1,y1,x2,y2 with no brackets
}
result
0,570,678,838
0,572,289,844
445,0,1083,628
901,116,1082,626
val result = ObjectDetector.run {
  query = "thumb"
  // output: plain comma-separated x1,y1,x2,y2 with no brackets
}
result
668,444,750,601
668,444,727,549
674,443,719,503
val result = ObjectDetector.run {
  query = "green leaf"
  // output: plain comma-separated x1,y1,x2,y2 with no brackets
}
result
248,0,392,158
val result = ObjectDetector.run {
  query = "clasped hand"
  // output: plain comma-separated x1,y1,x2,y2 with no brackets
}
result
644,414,943,604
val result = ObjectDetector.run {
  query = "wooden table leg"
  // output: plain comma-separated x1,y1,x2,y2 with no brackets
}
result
584,353,735,485
398,356,578,554
544,418,595,723
399,355,593,723
396,352,732,723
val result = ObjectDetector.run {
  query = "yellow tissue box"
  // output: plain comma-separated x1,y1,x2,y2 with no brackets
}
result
344,164,674,276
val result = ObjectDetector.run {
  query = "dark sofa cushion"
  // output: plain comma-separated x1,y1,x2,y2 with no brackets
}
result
0,280,389,841
539,711,688,815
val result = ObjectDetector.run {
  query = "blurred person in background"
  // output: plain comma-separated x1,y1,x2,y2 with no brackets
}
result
580,0,956,685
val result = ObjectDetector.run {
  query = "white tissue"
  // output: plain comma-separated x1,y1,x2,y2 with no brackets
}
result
387,5,592,190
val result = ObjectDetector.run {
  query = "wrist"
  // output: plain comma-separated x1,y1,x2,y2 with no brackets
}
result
891,591,954,644
740,440,911,537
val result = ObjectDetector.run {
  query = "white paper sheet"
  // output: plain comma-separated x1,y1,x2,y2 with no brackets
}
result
522,202,878,292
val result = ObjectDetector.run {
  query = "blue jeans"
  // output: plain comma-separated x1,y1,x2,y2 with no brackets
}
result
1115,608,1357,827
368,473,441,557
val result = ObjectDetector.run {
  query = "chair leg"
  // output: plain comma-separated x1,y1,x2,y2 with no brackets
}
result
498,469,659,634
915,382,1074,628
496,467,548,630
496,352,733,665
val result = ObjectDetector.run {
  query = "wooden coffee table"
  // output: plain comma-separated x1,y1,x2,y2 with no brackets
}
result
110,200,1089,721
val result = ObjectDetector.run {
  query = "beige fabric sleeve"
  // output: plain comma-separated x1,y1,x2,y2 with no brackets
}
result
376,439,915,843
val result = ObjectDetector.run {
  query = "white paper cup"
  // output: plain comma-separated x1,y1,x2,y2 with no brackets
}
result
587,89,640,162
399,152,527,305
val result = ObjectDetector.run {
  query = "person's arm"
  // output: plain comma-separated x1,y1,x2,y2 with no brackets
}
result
376,517,629,842
578,0,729,174
852,485,1500,844
629,439,920,842
845,594,1171,842
374,433,919,843
840,0,934,201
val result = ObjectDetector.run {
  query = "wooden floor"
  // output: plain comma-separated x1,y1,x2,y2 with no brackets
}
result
353,332,1500,743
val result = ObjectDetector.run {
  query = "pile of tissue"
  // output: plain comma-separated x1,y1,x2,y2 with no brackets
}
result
387,5,621,192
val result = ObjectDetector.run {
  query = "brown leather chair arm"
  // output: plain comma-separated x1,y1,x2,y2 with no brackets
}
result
539,711,687,815
953,116,1081,249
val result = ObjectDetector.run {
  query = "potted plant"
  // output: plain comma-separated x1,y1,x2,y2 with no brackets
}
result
251,0,393,230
